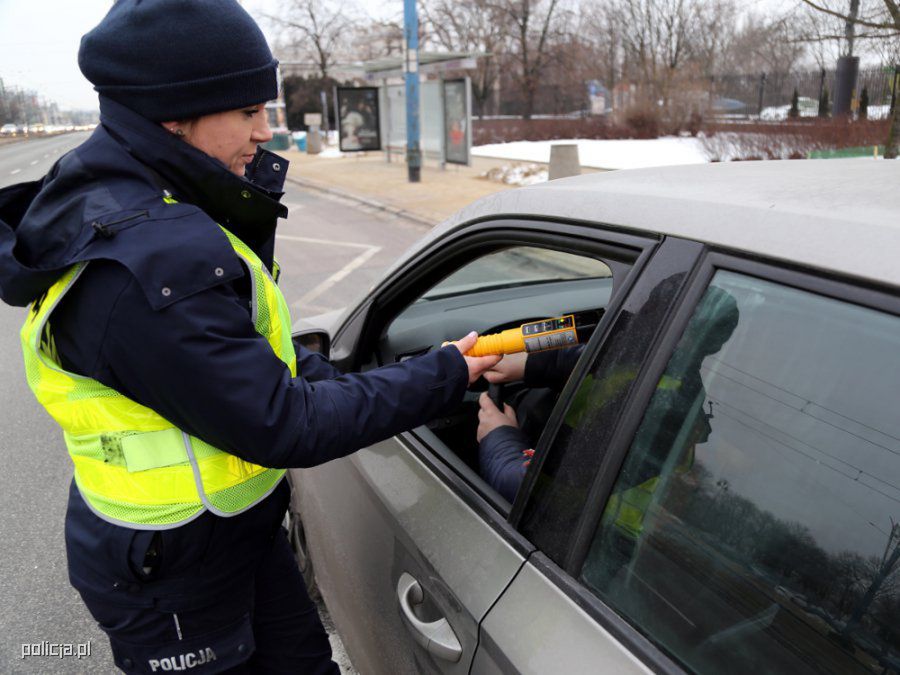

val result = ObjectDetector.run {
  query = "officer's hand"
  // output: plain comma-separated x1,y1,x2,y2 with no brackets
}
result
477,392,518,442
483,352,527,384
448,332,502,384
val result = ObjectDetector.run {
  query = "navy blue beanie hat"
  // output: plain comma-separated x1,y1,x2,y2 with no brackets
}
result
79,0,278,122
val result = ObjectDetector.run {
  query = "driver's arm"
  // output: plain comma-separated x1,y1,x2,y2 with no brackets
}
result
476,392,532,502
479,425,532,503
523,344,585,391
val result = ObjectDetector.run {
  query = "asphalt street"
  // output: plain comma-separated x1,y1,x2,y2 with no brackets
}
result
0,133,427,673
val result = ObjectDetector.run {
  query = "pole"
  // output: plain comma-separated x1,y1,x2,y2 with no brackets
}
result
845,0,861,56
403,0,421,182
439,72,446,170
383,79,391,163
320,91,329,135
275,65,287,130
757,72,767,118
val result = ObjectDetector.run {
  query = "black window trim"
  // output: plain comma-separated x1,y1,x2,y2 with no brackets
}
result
511,236,706,565
560,245,714,574
508,239,662,527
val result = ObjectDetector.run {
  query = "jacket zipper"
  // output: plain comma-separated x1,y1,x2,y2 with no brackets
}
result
91,210,150,239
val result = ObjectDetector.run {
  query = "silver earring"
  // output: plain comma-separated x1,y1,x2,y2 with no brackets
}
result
171,128,184,137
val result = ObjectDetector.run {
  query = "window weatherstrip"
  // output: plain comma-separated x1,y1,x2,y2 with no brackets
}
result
562,239,709,575
509,243,658,528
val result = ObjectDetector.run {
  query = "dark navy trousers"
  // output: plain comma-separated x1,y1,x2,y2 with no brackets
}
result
79,527,339,674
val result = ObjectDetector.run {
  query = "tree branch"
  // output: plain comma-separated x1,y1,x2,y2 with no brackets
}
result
883,0,900,26
799,0,898,30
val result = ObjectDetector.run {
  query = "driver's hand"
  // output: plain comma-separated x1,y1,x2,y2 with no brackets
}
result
477,392,519,443
483,352,527,384
447,332,502,384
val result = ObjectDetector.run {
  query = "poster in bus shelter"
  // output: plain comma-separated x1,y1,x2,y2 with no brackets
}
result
337,87,381,152
443,80,469,165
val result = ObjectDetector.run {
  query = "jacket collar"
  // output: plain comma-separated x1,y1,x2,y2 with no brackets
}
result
98,97,288,238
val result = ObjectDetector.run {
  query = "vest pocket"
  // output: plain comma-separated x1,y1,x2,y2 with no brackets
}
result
121,429,190,472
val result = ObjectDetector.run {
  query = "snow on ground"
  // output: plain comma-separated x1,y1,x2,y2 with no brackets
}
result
480,162,548,186
867,104,891,120
472,137,709,170
760,104,819,121
318,146,344,158
761,100,892,121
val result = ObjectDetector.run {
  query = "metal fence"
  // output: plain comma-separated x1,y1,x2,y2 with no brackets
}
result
482,66,896,119
711,66,896,117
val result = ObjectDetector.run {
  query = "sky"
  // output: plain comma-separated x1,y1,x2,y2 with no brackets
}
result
0,0,282,111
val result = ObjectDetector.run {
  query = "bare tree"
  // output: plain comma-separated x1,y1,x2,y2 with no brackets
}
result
580,1,625,93
797,0,900,156
422,0,508,117
715,12,806,76
608,0,710,107
266,0,352,79
796,4,847,69
492,0,568,119
690,0,740,77
350,20,404,62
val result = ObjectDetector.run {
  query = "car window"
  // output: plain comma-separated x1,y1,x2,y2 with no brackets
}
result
383,245,617,364
420,247,612,300
379,242,626,505
579,270,900,674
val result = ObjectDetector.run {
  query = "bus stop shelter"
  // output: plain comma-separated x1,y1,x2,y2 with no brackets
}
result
352,52,482,167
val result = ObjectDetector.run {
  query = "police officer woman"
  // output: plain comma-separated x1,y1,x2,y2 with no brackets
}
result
0,1,498,672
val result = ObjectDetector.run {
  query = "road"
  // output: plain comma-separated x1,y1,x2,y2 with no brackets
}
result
0,133,427,673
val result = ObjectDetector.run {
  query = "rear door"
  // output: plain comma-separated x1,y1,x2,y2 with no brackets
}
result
293,219,654,674
478,244,900,674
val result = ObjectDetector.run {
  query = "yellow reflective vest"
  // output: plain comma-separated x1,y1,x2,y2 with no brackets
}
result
21,224,295,528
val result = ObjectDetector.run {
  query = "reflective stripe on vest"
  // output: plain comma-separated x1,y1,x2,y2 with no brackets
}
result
20,225,296,529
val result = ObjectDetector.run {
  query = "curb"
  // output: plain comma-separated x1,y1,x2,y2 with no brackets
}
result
285,175,438,229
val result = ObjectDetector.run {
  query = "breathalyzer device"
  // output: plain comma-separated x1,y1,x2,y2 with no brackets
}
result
466,315,579,357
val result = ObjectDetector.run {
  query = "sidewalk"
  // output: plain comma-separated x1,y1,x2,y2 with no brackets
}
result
282,149,599,226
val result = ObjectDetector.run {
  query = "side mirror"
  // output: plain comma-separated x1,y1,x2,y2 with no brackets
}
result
292,330,331,359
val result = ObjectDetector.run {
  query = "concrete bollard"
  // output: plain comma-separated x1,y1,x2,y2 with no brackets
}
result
548,144,581,180
307,125,322,154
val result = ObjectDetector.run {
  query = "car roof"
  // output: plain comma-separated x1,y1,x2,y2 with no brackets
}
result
438,159,900,290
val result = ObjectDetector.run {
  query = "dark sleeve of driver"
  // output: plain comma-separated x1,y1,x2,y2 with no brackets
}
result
74,267,469,469
523,344,585,392
479,426,531,502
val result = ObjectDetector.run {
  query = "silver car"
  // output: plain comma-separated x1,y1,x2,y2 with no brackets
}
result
289,159,900,674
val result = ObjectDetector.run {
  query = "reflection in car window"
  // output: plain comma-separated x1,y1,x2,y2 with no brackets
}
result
580,271,900,675
420,247,612,300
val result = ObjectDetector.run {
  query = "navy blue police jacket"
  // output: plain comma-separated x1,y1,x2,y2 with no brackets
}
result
0,97,469,609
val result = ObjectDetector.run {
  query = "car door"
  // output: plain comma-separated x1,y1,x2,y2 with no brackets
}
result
475,244,900,674
291,219,655,674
